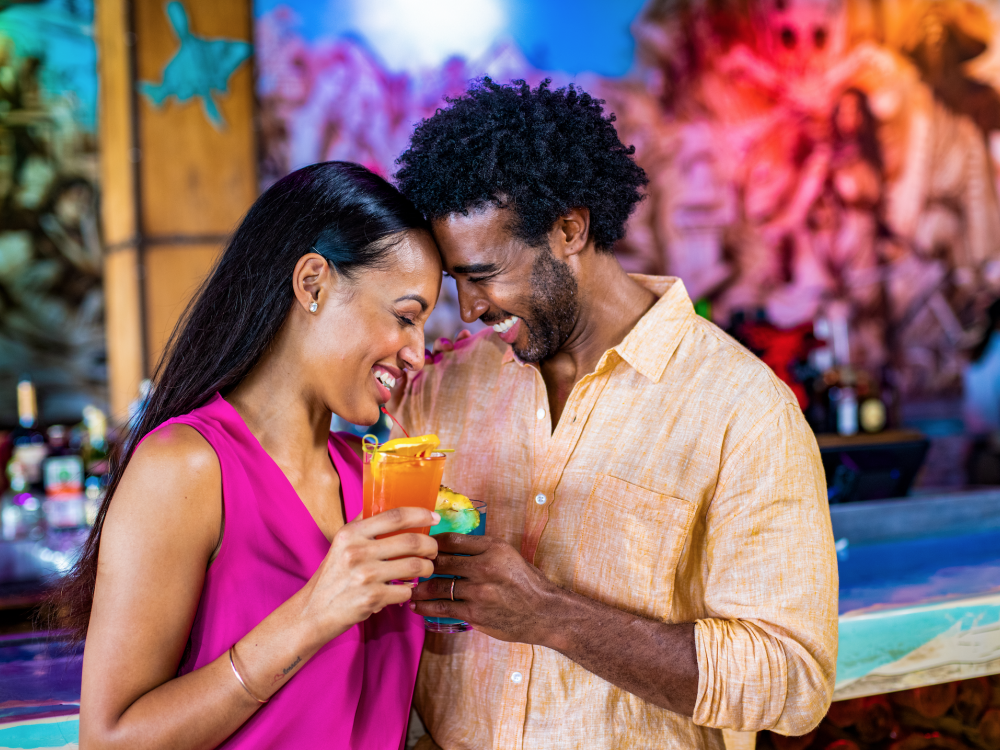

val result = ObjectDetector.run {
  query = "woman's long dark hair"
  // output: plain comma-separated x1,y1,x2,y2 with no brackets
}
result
58,162,429,639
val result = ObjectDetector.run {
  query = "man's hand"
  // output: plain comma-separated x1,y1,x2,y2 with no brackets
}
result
410,533,560,644
412,532,699,717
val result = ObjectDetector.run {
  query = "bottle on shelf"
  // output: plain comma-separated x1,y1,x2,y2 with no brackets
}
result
81,404,109,477
10,378,48,492
42,423,87,530
857,372,888,434
1,462,44,541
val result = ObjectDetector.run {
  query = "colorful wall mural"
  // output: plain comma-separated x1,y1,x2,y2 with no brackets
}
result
0,0,104,426
255,0,1000,411
612,0,1000,407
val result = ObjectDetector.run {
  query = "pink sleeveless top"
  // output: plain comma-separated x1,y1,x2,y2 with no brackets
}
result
150,393,424,749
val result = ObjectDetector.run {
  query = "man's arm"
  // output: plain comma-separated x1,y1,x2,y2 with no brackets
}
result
691,401,838,735
413,400,837,733
412,534,699,716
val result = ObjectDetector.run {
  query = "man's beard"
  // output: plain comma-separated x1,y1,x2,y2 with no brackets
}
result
513,248,580,364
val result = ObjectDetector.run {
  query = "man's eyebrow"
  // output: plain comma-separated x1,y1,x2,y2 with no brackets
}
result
451,263,499,275
394,294,429,312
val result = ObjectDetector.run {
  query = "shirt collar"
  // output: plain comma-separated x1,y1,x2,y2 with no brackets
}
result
614,275,695,383
500,275,695,383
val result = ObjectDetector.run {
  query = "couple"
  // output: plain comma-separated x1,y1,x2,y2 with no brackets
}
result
70,80,838,749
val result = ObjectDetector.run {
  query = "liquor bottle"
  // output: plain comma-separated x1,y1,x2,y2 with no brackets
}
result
45,425,72,456
851,370,886,434
43,424,83,494
1,463,44,541
10,378,47,491
41,423,86,529
81,404,109,476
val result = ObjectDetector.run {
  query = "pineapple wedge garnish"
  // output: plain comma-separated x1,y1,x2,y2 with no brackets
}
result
432,486,481,535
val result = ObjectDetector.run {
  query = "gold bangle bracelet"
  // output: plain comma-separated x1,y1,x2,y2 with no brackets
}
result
229,644,268,704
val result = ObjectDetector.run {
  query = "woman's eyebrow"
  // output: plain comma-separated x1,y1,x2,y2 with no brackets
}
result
394,294,429,312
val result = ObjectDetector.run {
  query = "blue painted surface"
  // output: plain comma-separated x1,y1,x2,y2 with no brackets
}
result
0,635,82,720
0,0,97,131
252,0,646,77
0,717,77,749
138,2,252,129
837,601,1000,682
838,528,1000,614
835,527,1000,688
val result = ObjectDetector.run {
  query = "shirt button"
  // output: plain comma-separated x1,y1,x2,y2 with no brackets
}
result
535,493,547,505
511,671,523,684
536,408,545,420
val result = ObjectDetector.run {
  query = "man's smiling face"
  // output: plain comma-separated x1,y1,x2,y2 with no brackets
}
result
432,204,580,363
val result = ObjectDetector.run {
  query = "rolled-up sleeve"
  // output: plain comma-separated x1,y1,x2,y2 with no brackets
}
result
692,402,838,735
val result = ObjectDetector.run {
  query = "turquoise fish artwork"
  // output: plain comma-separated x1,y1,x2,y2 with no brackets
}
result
138,1,251,129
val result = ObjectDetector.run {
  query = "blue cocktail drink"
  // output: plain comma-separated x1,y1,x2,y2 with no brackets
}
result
424,495,486,633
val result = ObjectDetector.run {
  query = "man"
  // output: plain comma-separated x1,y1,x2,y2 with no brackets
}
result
394,79,838,750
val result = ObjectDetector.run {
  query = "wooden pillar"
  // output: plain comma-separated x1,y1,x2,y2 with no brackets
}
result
96,0,256,422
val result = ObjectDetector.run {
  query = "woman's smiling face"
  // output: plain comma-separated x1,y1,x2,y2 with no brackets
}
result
303,229,442,426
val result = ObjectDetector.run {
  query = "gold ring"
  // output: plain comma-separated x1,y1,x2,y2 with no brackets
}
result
450,578,456,602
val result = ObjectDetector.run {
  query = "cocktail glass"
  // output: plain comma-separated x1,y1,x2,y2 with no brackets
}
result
424,498,486,633
362,449,447,538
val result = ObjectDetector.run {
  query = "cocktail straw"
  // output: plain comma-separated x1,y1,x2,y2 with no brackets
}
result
380,405,410,437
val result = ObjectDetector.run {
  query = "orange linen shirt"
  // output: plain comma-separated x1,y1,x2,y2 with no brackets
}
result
401,276,838,750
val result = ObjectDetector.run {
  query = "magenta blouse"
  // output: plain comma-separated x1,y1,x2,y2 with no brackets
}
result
150,393,424,748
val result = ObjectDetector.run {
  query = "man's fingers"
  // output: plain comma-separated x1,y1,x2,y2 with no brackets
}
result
412,576,457,601
433,532,492,555
432,552,478,578
411,599,471,621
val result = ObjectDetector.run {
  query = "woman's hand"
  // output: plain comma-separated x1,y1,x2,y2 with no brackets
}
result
82,425,439,750
299,507,439,644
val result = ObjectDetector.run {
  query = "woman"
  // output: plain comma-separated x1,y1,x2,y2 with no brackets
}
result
65,162,443,748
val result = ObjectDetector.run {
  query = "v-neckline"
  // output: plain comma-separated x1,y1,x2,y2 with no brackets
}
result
216,393,350,545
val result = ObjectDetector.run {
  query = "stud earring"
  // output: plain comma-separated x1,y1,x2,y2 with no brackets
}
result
309,301,318,313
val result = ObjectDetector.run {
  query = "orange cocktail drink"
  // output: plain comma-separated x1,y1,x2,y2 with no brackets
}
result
362,436,447,538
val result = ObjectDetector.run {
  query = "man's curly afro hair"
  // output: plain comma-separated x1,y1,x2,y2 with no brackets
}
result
395,78,648,252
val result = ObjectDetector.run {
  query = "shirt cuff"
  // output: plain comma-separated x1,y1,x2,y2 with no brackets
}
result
693,618,788,732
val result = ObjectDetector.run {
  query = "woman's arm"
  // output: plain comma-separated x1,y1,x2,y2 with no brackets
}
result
81,425,437,750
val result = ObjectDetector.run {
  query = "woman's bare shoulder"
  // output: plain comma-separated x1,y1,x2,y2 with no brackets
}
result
106,424,221,548
132,423,219,476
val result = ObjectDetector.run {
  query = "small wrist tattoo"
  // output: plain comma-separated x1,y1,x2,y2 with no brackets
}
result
272,655,302,685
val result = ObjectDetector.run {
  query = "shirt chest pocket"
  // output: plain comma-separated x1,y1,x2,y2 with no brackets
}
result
572,474,697,621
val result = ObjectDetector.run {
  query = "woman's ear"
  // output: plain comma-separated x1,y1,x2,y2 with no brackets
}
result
292,253,334,315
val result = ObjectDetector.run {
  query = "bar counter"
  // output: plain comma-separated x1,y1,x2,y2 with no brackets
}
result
0,488,998,748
